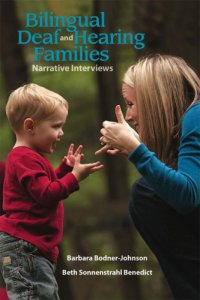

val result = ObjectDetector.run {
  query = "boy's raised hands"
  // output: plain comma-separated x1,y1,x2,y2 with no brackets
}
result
63,144,84,167
63,144,104,182
72,154,104,182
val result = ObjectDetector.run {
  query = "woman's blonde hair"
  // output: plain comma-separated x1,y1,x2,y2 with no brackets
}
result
6,83,68,132
123,54,200,167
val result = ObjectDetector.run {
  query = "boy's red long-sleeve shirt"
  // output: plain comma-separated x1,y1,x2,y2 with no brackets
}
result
0,146,79,262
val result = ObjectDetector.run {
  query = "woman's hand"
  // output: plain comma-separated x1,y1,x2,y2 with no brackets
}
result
114,105,140,140
63,144,84,167
95,105,140,156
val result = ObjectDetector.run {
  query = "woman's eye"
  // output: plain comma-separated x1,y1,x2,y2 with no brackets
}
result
126,102,133,108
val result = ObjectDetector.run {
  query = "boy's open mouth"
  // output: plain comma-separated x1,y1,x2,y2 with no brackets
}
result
52,141,57,149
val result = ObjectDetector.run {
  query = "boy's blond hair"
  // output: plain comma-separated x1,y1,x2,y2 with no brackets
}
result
6,83,68,132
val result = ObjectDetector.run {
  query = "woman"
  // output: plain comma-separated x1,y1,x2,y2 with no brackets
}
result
96,54,200,300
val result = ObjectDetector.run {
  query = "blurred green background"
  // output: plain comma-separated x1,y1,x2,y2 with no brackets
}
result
0,0,199,299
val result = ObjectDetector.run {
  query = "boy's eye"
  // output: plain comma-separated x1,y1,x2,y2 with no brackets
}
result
52,124,62,129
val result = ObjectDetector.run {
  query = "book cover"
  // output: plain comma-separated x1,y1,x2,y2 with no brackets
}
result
0,1,199,300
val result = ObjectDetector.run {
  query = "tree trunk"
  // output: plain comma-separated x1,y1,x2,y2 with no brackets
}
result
93,1,142,299
133,0,200,72
0,0,29,97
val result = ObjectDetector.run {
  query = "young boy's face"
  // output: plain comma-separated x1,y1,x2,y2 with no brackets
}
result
32,105,68,154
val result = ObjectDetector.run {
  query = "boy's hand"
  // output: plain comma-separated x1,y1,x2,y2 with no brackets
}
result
63,144,84,167
72,154,104,182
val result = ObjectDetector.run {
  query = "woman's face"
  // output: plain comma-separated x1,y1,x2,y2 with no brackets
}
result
122,83,139,130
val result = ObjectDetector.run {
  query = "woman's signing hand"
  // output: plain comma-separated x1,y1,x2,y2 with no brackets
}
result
95,105,140,156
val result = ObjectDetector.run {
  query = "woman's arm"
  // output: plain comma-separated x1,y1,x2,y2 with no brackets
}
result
130,103,200,213
97,103,200,213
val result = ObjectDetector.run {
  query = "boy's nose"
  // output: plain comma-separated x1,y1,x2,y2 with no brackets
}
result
59,129,64,137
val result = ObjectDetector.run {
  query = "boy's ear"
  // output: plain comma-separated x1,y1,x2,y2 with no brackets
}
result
24,118,35,134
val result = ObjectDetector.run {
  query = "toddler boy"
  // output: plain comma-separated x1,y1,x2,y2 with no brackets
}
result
0,83,103,299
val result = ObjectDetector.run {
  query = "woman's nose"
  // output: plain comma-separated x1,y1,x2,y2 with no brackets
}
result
125,111,133,122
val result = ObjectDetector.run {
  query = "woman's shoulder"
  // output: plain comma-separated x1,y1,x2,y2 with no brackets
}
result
184,101,200,117
182,101,200,130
